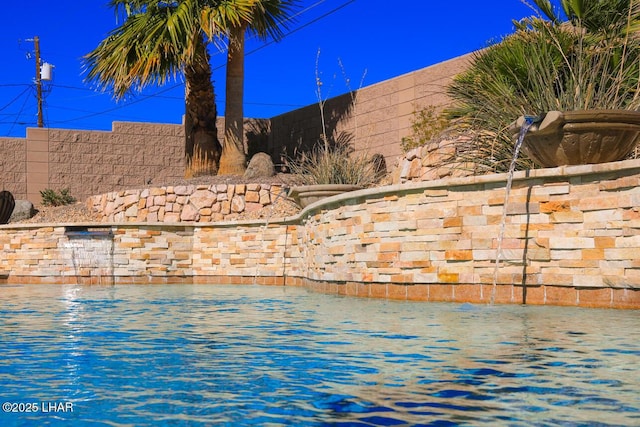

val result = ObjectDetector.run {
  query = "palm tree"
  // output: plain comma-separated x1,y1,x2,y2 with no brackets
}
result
84,0,298,177
217,0,299,175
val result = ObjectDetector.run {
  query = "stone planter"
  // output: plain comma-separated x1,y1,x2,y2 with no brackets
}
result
0,191,15,224
288,184,362,208
511,110,640,167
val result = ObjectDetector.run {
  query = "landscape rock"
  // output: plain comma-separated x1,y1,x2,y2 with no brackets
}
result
9,200,35,223
243,153,275,180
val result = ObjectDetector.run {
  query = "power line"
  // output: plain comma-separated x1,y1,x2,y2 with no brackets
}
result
0,86,31,113
40,83,304,107
242,0,356,58
47,84,304,108
52,83,181,124
5,86,35,136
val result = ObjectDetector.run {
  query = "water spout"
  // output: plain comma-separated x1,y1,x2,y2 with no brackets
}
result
491,116,541,304
64,226,115,285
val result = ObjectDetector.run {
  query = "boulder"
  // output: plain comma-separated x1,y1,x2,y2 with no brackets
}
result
243,152,275,180
9,199,35,223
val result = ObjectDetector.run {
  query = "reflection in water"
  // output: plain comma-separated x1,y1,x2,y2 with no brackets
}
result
0,284,638,426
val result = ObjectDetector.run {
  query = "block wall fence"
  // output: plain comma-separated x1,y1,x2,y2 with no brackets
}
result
1,158,639,309
0,54,472,203
0,122,186,203
268,54,470,166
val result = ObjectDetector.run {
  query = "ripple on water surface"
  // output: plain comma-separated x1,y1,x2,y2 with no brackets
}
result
0,284,638,426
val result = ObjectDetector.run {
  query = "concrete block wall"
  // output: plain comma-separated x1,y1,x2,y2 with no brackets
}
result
0,124,186,202
38,123,185,202
0,117,272,203
269,54,472,167
0,137,27,196
1,158,639,308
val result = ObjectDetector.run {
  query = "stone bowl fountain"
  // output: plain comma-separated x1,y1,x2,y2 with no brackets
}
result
510,110,640,167
288,184,362,208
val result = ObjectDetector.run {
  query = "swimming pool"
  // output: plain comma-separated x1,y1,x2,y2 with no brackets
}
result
0,284,638,426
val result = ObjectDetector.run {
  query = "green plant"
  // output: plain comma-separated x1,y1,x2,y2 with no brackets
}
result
401,105,450,153
40,188,76,207
445,0,640,173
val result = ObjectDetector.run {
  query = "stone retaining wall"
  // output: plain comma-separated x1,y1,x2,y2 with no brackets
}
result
86,183,288,223
1,159,639,309
391,134,476,184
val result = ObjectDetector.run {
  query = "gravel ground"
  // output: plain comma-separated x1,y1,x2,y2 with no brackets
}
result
17,174,304,224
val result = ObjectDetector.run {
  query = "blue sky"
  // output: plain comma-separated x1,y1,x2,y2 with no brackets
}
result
0,1,557,137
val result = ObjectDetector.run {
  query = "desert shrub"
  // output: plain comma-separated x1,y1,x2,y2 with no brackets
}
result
40,188,76,207
401,105,450,153
287,137,379,186
288,49,381,187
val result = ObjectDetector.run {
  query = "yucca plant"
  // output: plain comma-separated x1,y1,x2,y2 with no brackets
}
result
445,0,640,173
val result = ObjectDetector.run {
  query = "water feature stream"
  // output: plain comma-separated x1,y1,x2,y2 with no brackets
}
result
63,227,114,285
491,117,540,303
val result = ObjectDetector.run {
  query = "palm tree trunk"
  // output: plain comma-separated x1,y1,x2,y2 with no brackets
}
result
184,33,221,177
218,24,248,175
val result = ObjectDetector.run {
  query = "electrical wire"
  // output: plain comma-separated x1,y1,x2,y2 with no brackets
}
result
44,84,304,108
51,83,182,124
64,0,354,122
242,0,356,58
4,86,35,136
0,86,32,113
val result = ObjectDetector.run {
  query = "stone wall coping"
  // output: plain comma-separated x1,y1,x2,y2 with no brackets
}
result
0,216,302,231
296,158,640,215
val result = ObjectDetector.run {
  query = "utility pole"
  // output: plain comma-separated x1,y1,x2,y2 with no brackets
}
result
33,36,44,128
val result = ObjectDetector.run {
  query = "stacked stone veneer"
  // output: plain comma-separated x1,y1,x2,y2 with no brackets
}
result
1,159,639,309
86,183,288,223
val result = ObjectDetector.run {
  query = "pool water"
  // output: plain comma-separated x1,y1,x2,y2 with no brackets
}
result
0,284,638,426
